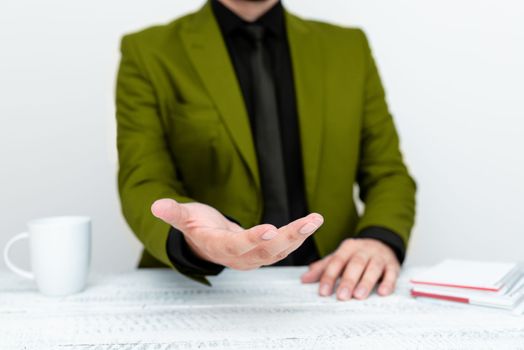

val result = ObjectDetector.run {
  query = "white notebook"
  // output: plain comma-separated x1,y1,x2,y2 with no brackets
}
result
410,259,518,291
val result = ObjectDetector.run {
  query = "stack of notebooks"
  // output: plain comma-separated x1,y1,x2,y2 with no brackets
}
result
410,259,524,313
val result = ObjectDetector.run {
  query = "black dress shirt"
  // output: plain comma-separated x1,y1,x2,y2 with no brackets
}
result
166,0,406,278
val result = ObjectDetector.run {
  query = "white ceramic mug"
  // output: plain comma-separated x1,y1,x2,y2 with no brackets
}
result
3,216,91,296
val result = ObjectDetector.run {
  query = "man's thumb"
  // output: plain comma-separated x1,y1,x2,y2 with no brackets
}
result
151,198,188,228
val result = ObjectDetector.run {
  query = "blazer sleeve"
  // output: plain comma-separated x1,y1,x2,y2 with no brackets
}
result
116,35,194,270
354,30,417,248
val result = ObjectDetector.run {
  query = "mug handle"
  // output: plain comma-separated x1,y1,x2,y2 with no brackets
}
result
3,232,34,280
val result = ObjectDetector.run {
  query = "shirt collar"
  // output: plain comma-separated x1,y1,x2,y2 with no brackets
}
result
212,0,285,38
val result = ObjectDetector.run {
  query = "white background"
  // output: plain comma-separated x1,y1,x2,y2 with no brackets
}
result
1,0,523,274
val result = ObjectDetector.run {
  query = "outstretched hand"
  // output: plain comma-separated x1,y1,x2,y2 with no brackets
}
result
151,199,324,271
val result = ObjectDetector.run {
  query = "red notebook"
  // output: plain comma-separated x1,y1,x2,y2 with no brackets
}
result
410,260,524,310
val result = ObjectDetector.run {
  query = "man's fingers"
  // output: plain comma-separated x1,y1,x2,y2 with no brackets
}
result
301,256,332,283
377,263,399,296
286,213,324,235
264,213,324,256
218,224,278,257
151,199,190,230
237,213,324,271
336,252,369,300
352,257,386,300
318,253,351,297
266,238,304,266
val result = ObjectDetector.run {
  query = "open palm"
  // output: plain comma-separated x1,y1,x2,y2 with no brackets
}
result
152,199,324,270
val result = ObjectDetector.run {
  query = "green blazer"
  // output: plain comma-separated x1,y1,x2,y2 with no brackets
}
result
116,2,416,274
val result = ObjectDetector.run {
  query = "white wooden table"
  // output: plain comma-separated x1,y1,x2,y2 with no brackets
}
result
1,267,523,349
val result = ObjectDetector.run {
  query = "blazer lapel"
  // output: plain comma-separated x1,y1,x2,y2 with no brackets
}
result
181,5,324,209
181,2,260,188
286,13,324,208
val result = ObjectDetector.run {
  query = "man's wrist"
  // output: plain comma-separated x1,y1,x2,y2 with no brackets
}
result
183,232,211,262
166,227,225,276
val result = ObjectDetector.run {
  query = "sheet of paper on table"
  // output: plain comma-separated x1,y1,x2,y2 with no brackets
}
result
1,267,523,349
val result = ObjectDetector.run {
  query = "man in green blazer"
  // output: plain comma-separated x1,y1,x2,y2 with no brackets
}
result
116,0,416,301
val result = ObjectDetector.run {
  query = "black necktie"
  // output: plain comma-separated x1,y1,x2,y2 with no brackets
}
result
244,24,290,227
